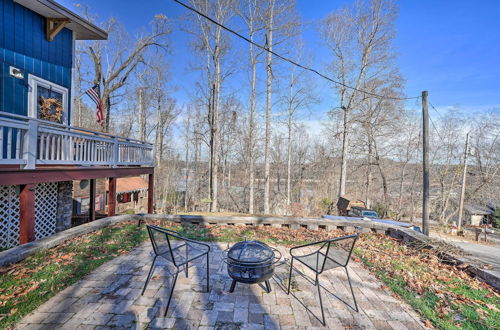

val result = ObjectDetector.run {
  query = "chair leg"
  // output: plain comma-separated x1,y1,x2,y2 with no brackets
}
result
265,280,272,293
345,267,358,312
316,273,326,326
206,253,210,292
141,255,157,295
229,279,237,293
287,257,294,294
185,245,189,278
164,270,180,317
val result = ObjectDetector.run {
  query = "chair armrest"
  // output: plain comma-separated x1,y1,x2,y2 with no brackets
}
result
148,224,211,251
150,225,180,236
289,234,360,257
290,240,328,257
180,236,211,251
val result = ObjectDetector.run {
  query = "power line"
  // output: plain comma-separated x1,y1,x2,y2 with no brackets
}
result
172,0,420,101
428,114,447,146
426,100,449,145
429,101,446,120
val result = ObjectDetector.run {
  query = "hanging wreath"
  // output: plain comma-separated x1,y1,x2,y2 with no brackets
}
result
38,96,63,123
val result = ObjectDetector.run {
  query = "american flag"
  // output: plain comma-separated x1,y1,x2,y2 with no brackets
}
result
85,84,104,125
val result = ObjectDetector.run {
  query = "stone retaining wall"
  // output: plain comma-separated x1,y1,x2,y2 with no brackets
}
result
0,214,402,267
1,213,497,290
141,214,402,235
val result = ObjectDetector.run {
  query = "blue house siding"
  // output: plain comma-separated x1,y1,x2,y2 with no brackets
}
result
0,0,73,120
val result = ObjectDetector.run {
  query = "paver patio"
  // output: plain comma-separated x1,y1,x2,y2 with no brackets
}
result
17,242,427,329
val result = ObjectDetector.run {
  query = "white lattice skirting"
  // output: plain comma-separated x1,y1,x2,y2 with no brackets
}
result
35,182,58,240
0,186,20,249
0,183,59,248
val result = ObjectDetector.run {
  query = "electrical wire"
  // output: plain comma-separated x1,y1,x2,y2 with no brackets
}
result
429,100,470,147
173,0,420,101
429,101,447,122
428,114,447,146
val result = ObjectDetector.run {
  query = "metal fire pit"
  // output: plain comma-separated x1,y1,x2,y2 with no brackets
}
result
224,240,281,293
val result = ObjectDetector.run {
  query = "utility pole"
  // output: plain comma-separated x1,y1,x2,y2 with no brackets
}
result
457,133,470,233
422,91,430,236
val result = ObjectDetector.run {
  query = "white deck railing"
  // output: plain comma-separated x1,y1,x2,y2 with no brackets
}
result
0,112,154,168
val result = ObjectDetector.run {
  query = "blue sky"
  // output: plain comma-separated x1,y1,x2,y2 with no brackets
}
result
61,0,500,114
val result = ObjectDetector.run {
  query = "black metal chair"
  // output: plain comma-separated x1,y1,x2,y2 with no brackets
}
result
286,234,359,325
142,224,210,315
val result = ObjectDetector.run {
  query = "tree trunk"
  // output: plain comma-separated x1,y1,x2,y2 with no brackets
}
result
104,93,111,133
248,37,256,214
210,56,221,212
264,0,274,214
338,107,349,197
365,138,372,209
397,162,408,218
208,84,216,211
286,70,294,215
373,137,389,216
139,88,146,141
184,115,190,211
155,95,163,166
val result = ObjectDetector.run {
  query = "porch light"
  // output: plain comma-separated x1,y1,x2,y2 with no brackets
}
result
9,66,24,79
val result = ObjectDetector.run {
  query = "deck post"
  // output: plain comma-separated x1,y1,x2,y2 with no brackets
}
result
148,172,154,214
112,138,119,167
19,184,36,244
108,177,117,216
89,179,96,222
22,119,38,169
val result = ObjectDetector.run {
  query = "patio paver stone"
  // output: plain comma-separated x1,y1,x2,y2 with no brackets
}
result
17,241,427,329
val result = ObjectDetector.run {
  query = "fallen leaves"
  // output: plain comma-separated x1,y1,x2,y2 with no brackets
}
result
0,280,41,301
59,253,76,260
423,319,435,328
353,233,500,328
0,221,145,329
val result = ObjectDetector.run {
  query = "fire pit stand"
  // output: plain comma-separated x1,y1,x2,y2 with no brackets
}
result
224,240,281,293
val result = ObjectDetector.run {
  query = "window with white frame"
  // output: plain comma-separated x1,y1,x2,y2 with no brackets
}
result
28,74,68,124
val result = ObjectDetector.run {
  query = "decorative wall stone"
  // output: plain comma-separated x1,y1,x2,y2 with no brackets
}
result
56,181,73,231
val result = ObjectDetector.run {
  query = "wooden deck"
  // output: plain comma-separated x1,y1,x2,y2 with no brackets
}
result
0,111,154,169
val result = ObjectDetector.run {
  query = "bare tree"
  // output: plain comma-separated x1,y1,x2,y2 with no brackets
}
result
84,15,170,133
261,0,299,214
262,0,275,214
321,0,398,198
236,0,265,214
280,43,318,215
183,107,193,211
186,0,235,212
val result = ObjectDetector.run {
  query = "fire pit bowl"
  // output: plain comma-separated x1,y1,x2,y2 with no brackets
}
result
224,240,281,293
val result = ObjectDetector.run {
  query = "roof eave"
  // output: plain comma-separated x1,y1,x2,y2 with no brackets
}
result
14,0,108,40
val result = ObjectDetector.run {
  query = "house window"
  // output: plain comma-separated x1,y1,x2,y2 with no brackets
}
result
28,74,68,124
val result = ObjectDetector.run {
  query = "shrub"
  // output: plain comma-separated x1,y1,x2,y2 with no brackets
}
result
492,208,500,228
165,205,174,214
289,203,305,217
319,198,335,214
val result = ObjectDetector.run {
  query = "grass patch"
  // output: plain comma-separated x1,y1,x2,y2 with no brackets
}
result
1,219,498,330
0,222,147,329
353,234,500,329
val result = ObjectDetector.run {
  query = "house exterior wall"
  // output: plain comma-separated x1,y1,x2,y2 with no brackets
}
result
0,0,73,121
114,190,148,214
73,179,106,216
470,215,484,226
